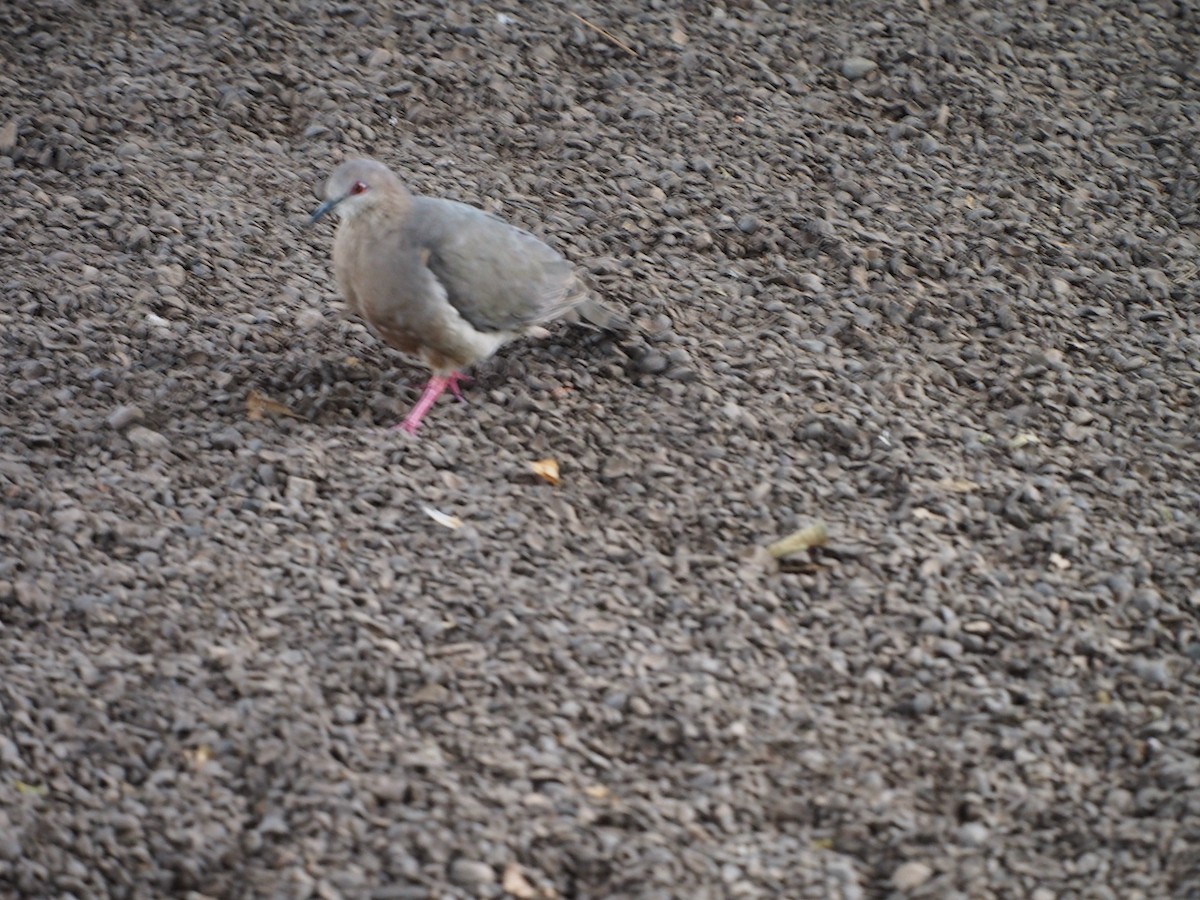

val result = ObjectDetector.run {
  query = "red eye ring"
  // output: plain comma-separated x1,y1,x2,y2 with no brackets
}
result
350,180,368,195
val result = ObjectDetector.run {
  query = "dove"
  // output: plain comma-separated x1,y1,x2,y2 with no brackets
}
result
309,157,618,434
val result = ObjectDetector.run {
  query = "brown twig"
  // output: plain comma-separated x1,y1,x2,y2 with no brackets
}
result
568,12,637,57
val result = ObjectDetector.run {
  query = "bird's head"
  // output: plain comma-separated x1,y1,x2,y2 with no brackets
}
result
309,158,406,225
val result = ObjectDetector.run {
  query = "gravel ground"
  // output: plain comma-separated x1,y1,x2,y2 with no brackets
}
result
2,1,1199,897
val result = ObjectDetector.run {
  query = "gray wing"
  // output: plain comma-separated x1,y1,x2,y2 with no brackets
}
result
411,197,585,334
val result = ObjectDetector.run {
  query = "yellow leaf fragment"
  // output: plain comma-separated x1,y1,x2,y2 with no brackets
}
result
1009,432,1040,449
15,781,48,797
766,522,829,559
583,784,611,801
246,390,304,422
420,505,463,530
529,458,562,486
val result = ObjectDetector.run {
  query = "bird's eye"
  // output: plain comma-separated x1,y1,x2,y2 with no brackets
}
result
350,180,368,195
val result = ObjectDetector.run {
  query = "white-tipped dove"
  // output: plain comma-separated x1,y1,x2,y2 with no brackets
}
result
309,158,618,434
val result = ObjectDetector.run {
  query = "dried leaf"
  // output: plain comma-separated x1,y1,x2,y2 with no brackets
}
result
766,522,828,559
502,862,537,899
247,390,304,421
15,781,47,797
583,784,611,801
421,505,463,530
529,458,561,486
1009,432,1040,449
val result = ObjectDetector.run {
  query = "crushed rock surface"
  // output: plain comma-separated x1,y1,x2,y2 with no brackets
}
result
2,1,1199,897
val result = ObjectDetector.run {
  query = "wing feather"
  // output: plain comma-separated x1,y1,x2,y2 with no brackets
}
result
412,197,586,334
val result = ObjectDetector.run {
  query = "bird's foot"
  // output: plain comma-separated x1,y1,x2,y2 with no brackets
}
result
446,371,472,403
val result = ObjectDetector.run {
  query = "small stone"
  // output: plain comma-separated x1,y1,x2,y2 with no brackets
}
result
127,426,170,450
1132,658,1170,686
449,858,495,886
156,264,187,287
736,215,759,234
0,829,19,862
841,56,878,80
935,639,963,659
909,693,935,716
367,47,392,67
1132,588,1161,615
125,224,152,249
286,476,318,504
636,350,669,374
0,119,17,153
106,404,143,430
891,861,933,890
957,822,989,847
797,273,825,293
211,426,243,450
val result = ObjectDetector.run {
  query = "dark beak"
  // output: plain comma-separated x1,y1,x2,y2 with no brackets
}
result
308,197,340,226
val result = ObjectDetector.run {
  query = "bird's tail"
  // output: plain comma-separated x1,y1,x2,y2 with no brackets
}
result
553,273,630,334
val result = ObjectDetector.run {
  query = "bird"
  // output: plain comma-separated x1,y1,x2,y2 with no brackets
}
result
308,157,619,434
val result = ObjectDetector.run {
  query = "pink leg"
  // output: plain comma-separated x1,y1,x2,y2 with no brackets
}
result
395,375,451,434
446,371,472,402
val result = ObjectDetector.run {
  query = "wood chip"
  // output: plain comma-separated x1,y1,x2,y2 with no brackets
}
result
529,458,561,485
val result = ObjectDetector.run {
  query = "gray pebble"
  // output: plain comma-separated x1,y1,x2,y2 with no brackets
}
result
636,350,670,374
796,273,825,293
891,861,933,890
737,215,759,234
106,404,143,430
842,56,878,80
1132,658,1170,686
957,822,990,847
211,425,243,450
909,693,935,716
448,858,495,886
126,426,169,451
